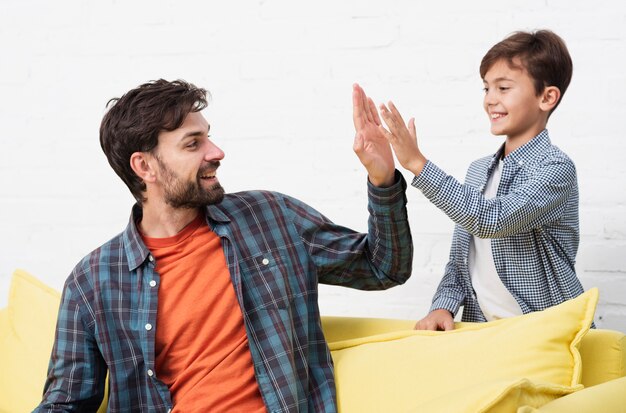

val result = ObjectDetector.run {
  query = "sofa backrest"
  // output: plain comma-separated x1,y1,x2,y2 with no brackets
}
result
0,269,108,413
321,316,626,388
1,270,624,412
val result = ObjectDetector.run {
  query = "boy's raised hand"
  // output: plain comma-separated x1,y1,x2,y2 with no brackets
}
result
352,84,395,187
379,101,428,177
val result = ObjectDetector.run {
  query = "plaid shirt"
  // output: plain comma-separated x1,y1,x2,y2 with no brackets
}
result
412,130,585,321
36,173,412,413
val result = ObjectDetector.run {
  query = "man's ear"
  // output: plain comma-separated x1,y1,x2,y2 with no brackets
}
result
540,86,561,113
130,152,157,183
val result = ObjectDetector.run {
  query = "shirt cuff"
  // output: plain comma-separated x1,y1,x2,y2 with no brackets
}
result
430,294,462,316
367,170,408,213
411,160,447,200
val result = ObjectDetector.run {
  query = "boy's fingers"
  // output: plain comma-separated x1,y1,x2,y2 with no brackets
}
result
388,101,406,125
380,104,400,134
409,118,417,139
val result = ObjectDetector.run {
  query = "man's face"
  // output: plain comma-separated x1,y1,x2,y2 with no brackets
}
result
152,111,225,208
482,58,547,143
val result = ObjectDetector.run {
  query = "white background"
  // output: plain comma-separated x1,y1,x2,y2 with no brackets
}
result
1,0,625,332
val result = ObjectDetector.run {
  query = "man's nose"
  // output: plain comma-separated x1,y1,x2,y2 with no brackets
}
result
205,140,225,162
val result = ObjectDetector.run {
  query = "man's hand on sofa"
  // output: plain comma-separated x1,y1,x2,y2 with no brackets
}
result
414,309,455,331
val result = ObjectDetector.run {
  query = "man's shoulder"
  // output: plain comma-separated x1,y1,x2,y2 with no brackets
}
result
218,190,299,212
66,231,127,289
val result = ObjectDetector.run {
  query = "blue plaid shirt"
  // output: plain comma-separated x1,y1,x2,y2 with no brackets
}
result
413,130,585,321
35,173,412,412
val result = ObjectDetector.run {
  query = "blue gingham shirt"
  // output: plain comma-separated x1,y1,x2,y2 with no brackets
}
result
413,130,585,321
35,173,412,412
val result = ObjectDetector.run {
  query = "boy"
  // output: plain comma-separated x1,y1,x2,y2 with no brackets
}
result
353,29,585,330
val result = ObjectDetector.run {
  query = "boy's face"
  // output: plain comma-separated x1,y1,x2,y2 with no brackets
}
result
483,58,548,143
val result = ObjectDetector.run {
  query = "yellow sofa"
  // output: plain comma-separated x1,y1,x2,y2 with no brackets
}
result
1,269,625,412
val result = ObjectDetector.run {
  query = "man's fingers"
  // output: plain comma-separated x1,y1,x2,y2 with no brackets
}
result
368,97,381,126
352,84,366,130
361,86,373,123
353,132,364,152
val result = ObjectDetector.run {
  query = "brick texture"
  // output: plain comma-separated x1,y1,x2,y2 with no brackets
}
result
1,0,624,332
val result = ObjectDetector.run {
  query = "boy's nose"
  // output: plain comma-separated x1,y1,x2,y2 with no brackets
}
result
484,90,498,106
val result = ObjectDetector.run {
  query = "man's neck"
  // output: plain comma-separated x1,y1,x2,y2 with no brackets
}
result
138,200,201,238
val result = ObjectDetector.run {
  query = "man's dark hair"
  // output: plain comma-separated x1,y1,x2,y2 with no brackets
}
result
99,79,209,204
479,30,573,114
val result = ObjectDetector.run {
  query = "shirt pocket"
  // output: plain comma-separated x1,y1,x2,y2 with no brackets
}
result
238,251,294,310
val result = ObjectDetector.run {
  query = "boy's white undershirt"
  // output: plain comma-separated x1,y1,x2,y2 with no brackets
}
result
468,159,523,321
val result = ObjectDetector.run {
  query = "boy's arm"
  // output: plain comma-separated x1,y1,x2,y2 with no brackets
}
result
34,272,107,412
430,257,466,316
377,99,576,238
413,158,576,238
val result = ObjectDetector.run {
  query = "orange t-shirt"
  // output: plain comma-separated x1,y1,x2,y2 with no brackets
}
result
141,214,266,413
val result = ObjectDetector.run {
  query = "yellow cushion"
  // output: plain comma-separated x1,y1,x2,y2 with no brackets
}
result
329,288,598,413
418,379,577,413
517,375,626,413
0,269,61,413
579,329,626,387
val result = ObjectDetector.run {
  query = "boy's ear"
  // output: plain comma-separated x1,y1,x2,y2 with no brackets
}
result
540,86,561,112
130,152,157,183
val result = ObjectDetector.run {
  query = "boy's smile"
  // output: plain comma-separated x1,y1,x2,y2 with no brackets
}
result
482,58,551,155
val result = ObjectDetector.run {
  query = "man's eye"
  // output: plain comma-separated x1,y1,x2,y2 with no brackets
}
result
187,141,198,149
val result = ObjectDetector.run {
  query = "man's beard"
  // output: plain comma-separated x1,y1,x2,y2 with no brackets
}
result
156,157,225,209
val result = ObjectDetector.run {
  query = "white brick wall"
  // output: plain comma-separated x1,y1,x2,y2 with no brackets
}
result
1,0,625,332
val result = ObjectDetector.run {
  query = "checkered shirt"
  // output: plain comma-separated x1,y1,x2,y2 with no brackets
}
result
412,130,585,322
35,173,412,412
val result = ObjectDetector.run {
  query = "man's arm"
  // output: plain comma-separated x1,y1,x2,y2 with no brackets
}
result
283,173,412,289
34,271,107,412
352,83,396,188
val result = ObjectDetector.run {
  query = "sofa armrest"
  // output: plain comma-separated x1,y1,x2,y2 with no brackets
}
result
518,376,626,412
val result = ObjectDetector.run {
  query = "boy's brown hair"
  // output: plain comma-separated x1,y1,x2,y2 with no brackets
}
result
479,30,573,114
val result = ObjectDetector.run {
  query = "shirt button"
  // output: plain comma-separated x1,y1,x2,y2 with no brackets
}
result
149,280,157,287
262,258,269,265
145,323,153,331
148,255,154,262
147,369,154,377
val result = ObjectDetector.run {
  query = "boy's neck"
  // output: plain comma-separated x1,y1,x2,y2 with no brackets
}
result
503,124,547,157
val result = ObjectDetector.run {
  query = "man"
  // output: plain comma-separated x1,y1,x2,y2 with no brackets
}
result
35,79,412,412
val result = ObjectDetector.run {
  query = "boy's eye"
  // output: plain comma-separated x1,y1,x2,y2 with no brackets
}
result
483,87,489,93
499,87,510,92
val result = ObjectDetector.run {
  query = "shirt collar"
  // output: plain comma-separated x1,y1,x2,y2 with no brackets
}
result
121,202,232,271
488,129,551,169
